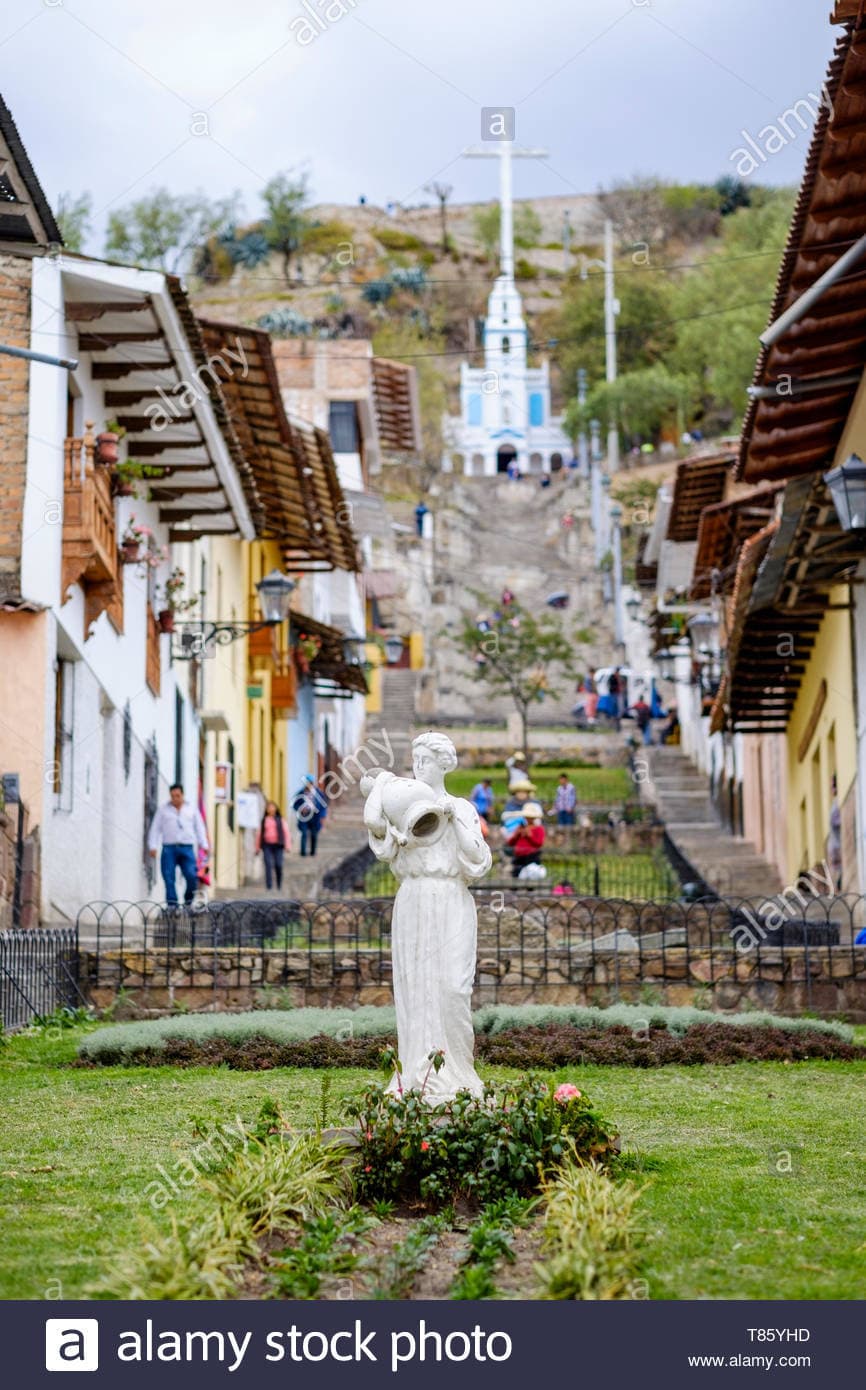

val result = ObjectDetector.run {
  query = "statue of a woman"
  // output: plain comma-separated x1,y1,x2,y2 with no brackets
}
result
361,731,492,1102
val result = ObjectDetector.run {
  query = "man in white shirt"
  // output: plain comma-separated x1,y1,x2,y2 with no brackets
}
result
148,784,209,906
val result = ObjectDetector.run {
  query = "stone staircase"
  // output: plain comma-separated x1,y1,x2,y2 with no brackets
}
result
643,746,784,899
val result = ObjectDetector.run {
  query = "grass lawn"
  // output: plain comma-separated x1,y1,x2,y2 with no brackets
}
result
445,763,632,807
365,850,677,898
2,1025,865,1300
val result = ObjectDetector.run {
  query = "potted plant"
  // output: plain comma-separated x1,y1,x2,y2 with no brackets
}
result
111,459,166,499
293,631,321,676
96,420,125,467
157,566,197,632
119,516,151,563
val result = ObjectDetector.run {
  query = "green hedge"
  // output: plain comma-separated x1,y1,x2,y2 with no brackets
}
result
77,1003,852,1060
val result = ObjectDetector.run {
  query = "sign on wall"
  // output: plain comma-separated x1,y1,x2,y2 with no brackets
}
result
213,761,232,803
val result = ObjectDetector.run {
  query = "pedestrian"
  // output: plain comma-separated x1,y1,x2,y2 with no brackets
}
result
631,695,652,745
256,800,291,890
469,777,495,819
414,499,429,537
292,774,328,856
148,783,209,908
505,749,528,788
552,772,577,825
506,801,545,878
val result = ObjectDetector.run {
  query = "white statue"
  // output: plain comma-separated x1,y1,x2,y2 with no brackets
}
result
361,731,492,1102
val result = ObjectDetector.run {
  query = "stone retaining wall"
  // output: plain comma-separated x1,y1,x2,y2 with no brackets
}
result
81,943,866,1018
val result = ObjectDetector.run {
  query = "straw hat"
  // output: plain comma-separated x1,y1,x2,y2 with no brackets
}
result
522,801,543,820
512,751,526,761
510,779,536,793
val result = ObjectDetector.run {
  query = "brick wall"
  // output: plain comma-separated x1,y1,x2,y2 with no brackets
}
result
0,254,32,601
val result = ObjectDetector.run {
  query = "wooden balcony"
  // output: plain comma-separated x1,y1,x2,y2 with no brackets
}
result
271,660,297,717
248,625,276,660
62,426,123,634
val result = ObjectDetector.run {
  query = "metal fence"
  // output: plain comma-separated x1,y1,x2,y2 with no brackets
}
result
364,852,680,899
0,928,81,1031
75,894,866,1013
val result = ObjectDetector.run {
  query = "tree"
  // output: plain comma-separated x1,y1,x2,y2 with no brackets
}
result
261,171,310,283
551,265,677,392
55,192,92,252
453,596,579,756
568,364,700,444
473,201,542,258
424,182,453,255
301,217,354,276
105,188,237,272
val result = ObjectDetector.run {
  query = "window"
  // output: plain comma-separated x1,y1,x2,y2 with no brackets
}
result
329,400,359,453
467,393,482,426
529,392,544,426
501,336,510,355
53,659,74,810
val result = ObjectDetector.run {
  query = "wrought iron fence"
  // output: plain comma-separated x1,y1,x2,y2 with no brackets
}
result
0,928,81,1031
75,894,866,1014
364,851,680,899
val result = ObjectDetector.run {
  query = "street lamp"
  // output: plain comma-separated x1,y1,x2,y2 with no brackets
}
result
686,610,716,649
172,569,296,659
824,453,866,531
625,594,641,621
383,634,405,665
342,632,368,666
256,569,296,624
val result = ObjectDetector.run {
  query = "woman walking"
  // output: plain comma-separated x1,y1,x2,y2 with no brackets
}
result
256,800,291,890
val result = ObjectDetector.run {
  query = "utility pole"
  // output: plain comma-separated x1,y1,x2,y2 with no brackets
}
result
603,219,620,473
580,219,620,473
576,367,588,474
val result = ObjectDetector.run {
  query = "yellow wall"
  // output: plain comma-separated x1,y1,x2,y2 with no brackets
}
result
200,536,250,890
365,643,383,715
785,587,856,877
409,629,424,671
246,541,290,811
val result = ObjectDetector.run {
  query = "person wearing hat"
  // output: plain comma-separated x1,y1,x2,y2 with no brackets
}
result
505,750,529,789
506,800,545,878
501,778,536,823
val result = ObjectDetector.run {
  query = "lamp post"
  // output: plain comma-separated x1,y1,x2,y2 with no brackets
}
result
384,634,405,666
610,502,624,647
824,453,866,531
172,569,295,659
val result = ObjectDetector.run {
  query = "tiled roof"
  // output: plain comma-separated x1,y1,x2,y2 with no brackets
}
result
665,453,733,542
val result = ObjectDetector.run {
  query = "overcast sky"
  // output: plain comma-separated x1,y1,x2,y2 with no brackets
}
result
4,0,836,248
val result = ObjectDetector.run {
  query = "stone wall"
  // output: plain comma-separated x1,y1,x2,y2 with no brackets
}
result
81,942,866,1019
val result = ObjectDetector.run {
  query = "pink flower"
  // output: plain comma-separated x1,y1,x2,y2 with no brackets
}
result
364,1165,372,1173
365,1130,373,1141
420,1141,429,1152
554,1083,582,1103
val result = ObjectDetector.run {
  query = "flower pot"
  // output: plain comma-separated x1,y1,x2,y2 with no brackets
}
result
112,475,136,498
121,540,140,564
157,609,175,634
96,432,120,466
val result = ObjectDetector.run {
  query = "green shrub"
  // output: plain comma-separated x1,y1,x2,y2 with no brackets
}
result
535,1155,644,1300
373,227,426,252
347,1076,617,1207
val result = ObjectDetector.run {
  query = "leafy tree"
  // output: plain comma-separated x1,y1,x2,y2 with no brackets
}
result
453,596,579,756
715,175,752,217
667,192,794,424
551,267,677,392
568,363,699,444
105,188,237,272
55,191,92,252
473,201,542,257
261,171,310,283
